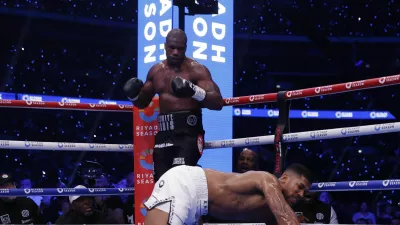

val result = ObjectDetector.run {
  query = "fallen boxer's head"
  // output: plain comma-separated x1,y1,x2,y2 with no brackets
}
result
279,163,312,206
165,28,187,66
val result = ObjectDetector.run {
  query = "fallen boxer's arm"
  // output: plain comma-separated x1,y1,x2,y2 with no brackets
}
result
226,171,299,225
194,65,223,110
258,173,300,225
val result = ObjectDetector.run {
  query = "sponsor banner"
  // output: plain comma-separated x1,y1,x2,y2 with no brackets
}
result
233,108,396,120
0,141,132,152
17,93,130,105
0,181,384,194
0,188,134,196
133,98,159,224
0,92,15,100
310,180,400,192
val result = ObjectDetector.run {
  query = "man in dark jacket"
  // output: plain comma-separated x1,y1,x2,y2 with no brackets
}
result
0,173,43,224
293,191,339,224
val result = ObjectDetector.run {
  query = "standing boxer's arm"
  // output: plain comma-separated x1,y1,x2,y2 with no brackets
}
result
194,65,223,110
129,66,156,109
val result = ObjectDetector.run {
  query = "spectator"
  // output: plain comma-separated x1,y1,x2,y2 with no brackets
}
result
123,172,134,224
18,174,43,207
104,195,125,224
95,174,109,189
236,148,259,173
392,217,400,225
293,191,338,224
0,173,43,224
318,192,333,205
377,201,393,224
55,185,112,224
396,206,400,218
352,202,377,224
93,174,125,224
93,174,110,213
38,178,63,224
355,218,370,224
126,172,134,188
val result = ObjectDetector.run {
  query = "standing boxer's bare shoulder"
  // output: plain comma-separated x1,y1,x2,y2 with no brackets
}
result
148,61,165,75
185,58,208,76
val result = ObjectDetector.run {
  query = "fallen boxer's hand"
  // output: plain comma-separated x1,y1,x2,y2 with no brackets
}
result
297,214,309,223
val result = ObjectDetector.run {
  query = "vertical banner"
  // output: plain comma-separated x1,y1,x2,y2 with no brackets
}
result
184,1,234,172
133,99,159,225
138,0,177,74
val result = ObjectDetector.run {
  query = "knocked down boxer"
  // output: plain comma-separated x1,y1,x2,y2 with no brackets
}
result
144,164,311,225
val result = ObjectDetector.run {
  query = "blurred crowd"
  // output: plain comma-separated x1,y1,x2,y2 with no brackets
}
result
0,161,134,224
0,0,400,224
1,0,400,36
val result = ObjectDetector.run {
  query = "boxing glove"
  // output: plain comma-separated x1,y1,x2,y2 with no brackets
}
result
171,76,206,101
123,77,144,101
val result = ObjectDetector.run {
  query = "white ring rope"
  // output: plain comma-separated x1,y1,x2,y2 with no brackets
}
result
0,122,398,151
0,141,133,152
205,122,399,149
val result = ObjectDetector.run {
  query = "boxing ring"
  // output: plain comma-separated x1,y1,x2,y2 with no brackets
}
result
0,74,399,225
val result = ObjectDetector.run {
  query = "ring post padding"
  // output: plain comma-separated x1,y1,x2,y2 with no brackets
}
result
273,91,291,177
133,98,159,225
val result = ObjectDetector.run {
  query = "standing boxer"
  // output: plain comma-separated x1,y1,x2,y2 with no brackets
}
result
124,28,223,181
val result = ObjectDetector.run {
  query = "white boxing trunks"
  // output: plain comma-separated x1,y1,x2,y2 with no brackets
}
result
144,165,208,225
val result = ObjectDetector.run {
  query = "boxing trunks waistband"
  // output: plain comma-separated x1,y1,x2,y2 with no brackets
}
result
157,110,203,132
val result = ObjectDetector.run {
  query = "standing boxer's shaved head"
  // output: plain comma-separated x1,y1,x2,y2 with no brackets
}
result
165,29,187,66
166,28,187,44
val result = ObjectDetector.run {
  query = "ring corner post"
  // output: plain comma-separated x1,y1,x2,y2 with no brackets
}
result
133,97,159,224
273,91,291,177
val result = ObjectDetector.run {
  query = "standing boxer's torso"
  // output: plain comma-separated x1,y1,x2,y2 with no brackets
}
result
151,57,205,113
